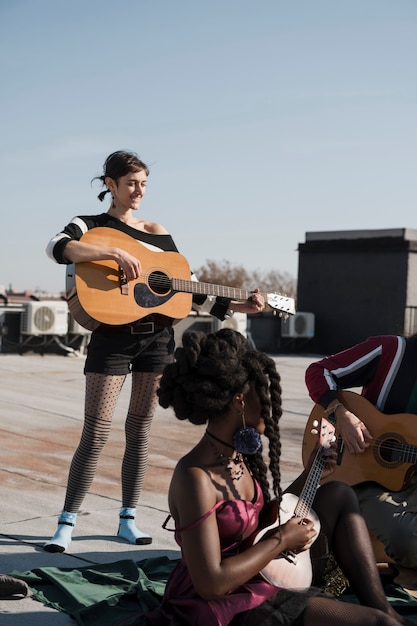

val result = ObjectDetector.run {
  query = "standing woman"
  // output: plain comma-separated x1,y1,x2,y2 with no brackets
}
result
44,150,264,552
146,328,412,626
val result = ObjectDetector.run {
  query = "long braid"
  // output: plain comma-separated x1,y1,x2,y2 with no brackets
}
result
263,355,283,502
243,351,283,505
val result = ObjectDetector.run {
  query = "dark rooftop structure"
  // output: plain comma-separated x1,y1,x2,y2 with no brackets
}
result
296,228,417,354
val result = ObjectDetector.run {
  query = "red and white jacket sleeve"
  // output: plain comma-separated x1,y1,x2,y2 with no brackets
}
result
305,336,399,409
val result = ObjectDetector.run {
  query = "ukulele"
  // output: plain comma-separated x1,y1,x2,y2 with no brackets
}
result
249,419,335,590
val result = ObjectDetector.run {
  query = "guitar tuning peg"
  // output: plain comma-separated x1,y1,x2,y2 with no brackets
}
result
312,420,319,428
311,428,318,435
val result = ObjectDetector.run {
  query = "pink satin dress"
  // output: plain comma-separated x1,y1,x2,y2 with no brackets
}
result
146,480,279,626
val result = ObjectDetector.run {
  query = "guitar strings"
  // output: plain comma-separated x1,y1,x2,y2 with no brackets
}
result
117,272,291,306
125,273,250,299
141,275,258,299
336,434,416,461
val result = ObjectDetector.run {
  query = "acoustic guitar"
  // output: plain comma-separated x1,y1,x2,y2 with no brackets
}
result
65,228,296,331
248,419,335,590
302,390,417,492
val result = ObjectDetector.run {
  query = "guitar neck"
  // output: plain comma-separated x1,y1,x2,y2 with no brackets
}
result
398,441,417,464
293,449,325,519
172,278,264,302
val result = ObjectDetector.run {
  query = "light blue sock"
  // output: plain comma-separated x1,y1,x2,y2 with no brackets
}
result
117,507,152,545
44,511,77,553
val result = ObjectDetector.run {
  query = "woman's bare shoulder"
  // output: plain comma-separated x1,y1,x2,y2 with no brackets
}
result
134,219,169,235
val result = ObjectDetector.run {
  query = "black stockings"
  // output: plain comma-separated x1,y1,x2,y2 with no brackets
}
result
64,371,161,512
302,481,408,626
121,371,161,506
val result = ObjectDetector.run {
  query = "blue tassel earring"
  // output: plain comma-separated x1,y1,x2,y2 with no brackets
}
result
233,413,262,455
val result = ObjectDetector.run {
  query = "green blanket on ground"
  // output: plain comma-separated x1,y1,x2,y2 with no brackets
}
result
12,557,417,625
12,556,178,626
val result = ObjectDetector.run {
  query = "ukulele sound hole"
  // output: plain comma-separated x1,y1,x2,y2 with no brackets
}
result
376,434,404,468
148,271,172,295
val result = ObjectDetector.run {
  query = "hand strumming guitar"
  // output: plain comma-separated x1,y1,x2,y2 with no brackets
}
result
276,516,317,556
327,400,373,455
64,239,143,282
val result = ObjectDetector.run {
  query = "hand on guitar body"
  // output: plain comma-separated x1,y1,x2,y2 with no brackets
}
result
63,238,143,283
325,399,373,455
276,515,317,557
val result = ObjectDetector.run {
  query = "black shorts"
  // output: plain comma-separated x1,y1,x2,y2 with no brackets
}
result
84,324,175,376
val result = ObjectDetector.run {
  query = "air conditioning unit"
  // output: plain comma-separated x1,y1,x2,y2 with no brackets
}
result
281,312,315,339
173,312,216,347
68,314,92,336
21,301,69,336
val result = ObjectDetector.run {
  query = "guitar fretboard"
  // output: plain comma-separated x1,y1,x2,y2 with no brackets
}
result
172,278,259,301
397,442,417,464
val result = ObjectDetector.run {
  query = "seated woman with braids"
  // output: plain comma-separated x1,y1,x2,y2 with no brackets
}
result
145,329,412,626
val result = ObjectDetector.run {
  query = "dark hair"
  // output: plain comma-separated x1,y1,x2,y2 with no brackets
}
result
92,150,150,202
158,328,283,505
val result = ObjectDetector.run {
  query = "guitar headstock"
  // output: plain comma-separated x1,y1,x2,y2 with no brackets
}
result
266,293,296,316
310,418,336,449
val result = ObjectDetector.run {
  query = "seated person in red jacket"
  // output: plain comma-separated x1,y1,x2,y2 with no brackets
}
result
306,334,417,569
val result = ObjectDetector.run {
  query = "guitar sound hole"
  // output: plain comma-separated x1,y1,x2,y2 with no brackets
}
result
148,271,172,295
378,436,402,465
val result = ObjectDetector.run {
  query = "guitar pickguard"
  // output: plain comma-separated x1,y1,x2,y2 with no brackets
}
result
134,283,175,308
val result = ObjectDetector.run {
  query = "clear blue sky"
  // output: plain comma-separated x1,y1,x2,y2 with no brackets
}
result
1,0,416,294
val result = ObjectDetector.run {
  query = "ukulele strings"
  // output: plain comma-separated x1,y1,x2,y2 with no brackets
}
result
295,450,325,517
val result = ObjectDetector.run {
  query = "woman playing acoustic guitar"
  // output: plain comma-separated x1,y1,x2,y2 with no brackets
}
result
145,328,412,626
44,150,265,552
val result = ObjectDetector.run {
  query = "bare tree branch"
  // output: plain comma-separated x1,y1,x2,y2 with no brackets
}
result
194,260,297,299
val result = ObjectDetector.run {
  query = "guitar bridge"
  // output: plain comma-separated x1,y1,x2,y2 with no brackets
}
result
281,550,297,565
118,267,129,296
